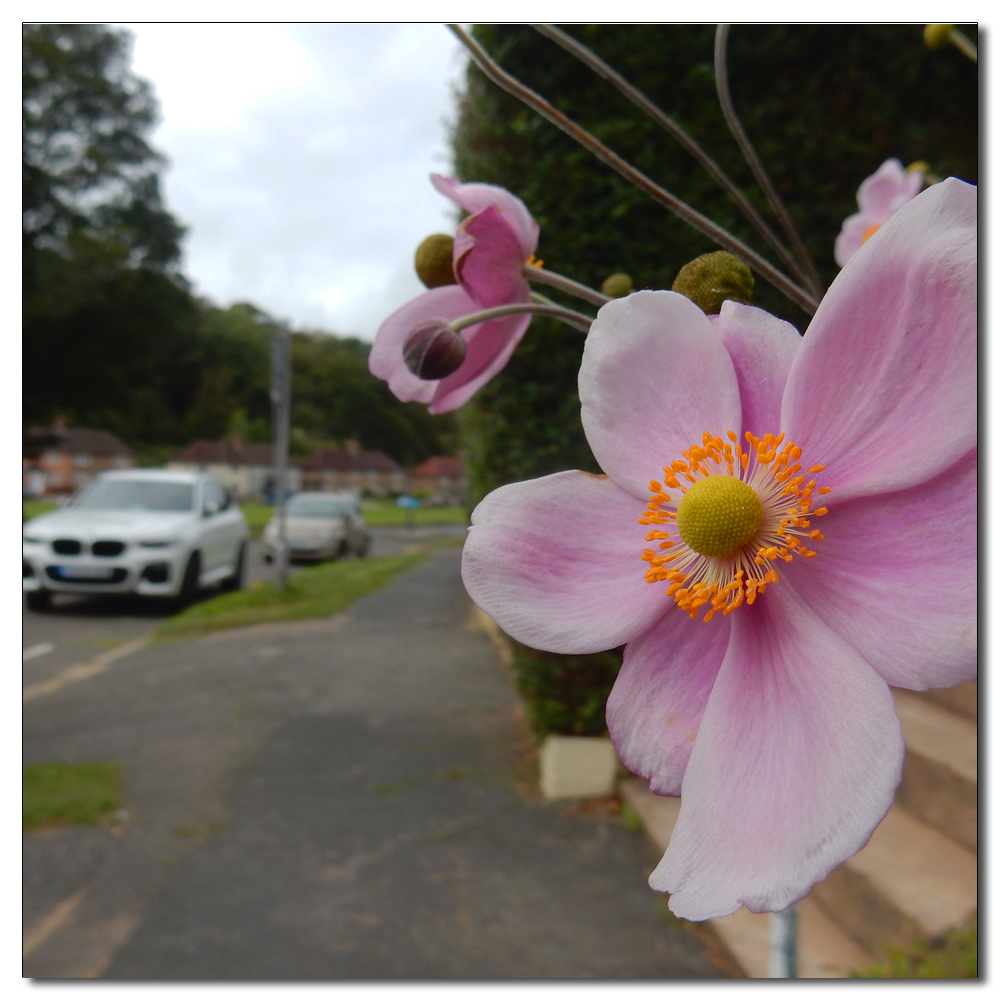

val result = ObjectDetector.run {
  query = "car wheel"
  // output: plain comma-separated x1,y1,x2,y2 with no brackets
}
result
357,535,370,558
179,551,202,603
336,540,349,560
220,543,246,592
26,589,52,612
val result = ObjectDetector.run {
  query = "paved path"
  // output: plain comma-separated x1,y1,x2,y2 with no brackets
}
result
24,548,722,980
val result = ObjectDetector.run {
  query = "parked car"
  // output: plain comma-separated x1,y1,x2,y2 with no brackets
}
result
22,469,248,611
262,492,370,563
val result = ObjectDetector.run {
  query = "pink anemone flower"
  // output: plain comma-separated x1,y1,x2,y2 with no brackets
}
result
834,158,924,267
369,174,540,415
462,178,976,920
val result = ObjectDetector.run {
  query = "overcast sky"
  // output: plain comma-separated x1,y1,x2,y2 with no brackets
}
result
123,23,467,342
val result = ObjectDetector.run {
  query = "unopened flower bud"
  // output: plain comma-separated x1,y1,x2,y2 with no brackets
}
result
907,160,930,176
924,24,954,49
414,234,457,289
402,321,467,380
601,272,634,298
672,251,754,315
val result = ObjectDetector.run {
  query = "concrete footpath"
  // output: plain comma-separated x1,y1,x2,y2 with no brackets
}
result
24,548,724,980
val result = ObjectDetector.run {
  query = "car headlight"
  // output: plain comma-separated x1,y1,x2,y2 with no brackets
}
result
22,537,42,545
139,539,177,548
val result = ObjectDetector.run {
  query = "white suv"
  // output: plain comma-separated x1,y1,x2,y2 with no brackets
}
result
22,469,249,611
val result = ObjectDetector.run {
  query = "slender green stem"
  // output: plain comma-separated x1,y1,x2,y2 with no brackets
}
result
449,301,594,334
448,24,819,315
523,263,610,306
714,25,824,300
531,24,811,292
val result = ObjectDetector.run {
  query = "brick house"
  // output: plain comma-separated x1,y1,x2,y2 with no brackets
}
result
167,436,302,500
300,441,405,496
22,424,134,496
410,455,466,505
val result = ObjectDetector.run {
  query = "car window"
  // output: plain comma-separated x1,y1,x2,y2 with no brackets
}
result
202,479,229,515
285,496,344,518
73,480,195,512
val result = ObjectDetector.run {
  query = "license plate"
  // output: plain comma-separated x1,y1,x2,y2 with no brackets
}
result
58,565,115,580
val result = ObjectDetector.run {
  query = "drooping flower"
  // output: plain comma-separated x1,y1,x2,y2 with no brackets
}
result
834,158,924,267
462,179,976,920
369,174,540,414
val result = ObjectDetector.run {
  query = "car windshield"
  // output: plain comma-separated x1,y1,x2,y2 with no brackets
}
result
286,497,346,519
73,480,195,512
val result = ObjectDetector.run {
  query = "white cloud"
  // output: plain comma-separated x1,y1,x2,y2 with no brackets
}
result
124,23,467,340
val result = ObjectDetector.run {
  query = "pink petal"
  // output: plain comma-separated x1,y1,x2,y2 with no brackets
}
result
607,609,730,796
580,291,742,500
428,310,531,414
368,285,480,404
856,158,909,219
454,204,532,308
462,470,668,653
713,302,801,437
833,212,872,268
651,584,903,920
784,448,977,691
430,174,539,259
782,178,977,502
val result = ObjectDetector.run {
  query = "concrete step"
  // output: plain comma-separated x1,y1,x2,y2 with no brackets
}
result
620,779,876,978
810,802,977,960
892,687,977,851
917,680,977,721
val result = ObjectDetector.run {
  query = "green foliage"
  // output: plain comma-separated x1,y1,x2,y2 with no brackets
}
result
23,761,123,830
852,912,977,978
451,24,976,738
23,500,57,521
509,640,623,738
154,551,429,640
238,502,274,539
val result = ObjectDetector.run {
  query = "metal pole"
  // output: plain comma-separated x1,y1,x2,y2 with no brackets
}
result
270,326,291,590
769,904,798,978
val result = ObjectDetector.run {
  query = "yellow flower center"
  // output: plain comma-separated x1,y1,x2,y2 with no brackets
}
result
639,431,831,622
676,476,762,558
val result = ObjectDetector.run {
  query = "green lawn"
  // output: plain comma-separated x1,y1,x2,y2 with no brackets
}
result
155,550,431,640
359,500,468,528
23,499,57,522
852,912,977,978
239,502,274,539
23,762,124,830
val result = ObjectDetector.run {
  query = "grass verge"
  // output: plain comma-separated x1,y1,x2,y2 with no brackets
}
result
851,912,977,978
23,500,57,521
23,762,124,830
154,550,430,640
239,502,274,539
360,501,467,528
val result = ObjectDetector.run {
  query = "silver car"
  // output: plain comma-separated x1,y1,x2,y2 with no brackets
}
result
22,469,248,610
262,492,370,563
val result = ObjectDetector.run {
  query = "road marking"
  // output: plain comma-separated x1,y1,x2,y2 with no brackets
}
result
23,885,89,958
22,642,55,662
22,638,149,703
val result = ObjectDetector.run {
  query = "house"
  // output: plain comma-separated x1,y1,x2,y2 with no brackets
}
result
167,436,302,501
22,423,134,496
300,441,405,497
410,455,466,506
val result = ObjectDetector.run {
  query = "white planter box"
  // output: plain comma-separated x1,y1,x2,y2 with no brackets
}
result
539,734,619,799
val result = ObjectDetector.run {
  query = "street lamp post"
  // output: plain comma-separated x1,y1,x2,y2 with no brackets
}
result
270,326,292,590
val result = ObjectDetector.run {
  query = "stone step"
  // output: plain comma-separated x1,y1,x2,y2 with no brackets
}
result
620,779,876,978
892,687,977,851
916,680,977,721
810,803,977,960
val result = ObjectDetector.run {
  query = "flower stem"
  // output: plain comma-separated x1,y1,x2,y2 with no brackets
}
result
449,301,594,334
531,24,812,294
448,24,819,316
714,25,824,300
949,27,978,62
523,263,611,306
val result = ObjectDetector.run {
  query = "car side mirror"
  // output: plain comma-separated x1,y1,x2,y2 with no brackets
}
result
203,500,220,518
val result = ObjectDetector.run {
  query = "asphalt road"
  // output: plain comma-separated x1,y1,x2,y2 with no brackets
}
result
22,528,466,693
23,543,724,980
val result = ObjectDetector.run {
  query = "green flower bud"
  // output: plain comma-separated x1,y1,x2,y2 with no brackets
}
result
924,24,954,49
414,234,456,289
601,272,634,298
403,321,467,380
672,251,754,315
907,160,930,176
